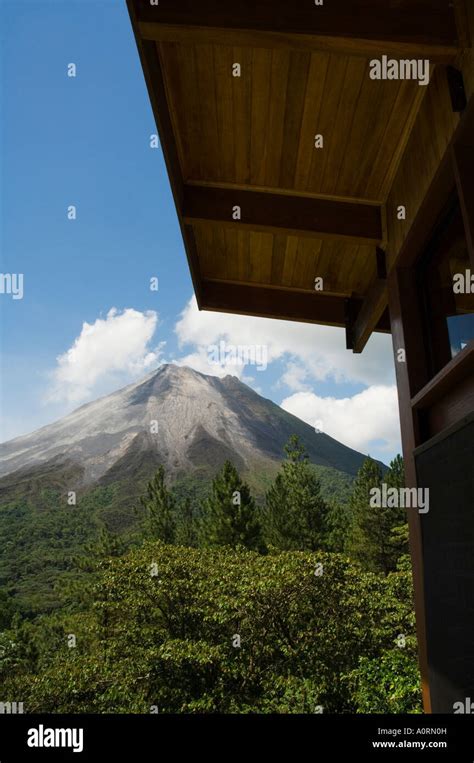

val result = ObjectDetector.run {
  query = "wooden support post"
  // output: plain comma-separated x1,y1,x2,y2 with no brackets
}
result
388,267,431,713
344,297,357,350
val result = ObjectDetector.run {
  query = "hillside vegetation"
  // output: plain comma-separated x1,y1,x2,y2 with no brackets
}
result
0,437,421,713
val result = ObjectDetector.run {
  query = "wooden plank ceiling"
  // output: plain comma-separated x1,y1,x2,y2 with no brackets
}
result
127,0,461,349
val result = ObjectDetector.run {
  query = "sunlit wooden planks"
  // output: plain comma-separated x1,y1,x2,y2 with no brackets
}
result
195,224,376,296
160,42,430,202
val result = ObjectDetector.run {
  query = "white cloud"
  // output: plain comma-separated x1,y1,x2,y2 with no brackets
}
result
281,386,401,457
47,308,163,404
175,296,395,388
174,297,401,459
174,350,237,379
40,297,400,460
279,361,311,392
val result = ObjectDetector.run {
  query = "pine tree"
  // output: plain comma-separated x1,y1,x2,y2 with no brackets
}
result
74,525,125,574
348,456,406,574
175,497,198,547
264,435,329,551
386,455,409,567
348,457,383,571
323,499,351,552
200,461,265,552
91,526,125,558
386,454,404,490
66,525,127,610
139,465,176,544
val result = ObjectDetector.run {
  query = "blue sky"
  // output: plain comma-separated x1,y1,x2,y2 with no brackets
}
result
0,0,401,462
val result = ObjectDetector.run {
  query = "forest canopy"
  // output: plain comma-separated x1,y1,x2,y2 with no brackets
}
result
0,438,421,714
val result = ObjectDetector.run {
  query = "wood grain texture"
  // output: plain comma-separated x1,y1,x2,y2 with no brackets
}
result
134,0,458,45
385,66,463,272
135,0,459,63
387,267,432,713
159,42,428,202
183,185,383,242
128,0,471,339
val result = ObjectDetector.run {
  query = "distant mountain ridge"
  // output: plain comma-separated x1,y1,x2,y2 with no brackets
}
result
0,364,383,615
0,364,378,490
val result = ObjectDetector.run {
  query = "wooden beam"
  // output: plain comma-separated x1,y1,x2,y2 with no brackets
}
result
138,22,457,62
351,247,388,353
411,341,474,411
134,0,458,62
352,278,388,353
453,0,472,48
186,180,382,207
200,279,390,333
378,79,474,369
390,79,474,273
201,280,357,327
344,297,357,350
127,2,203,305
387,267,432,713
452,143,474,268
377,78,430,203
203,276,363,301
183,185,383,244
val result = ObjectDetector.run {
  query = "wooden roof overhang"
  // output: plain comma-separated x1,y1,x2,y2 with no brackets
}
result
127,0,464,351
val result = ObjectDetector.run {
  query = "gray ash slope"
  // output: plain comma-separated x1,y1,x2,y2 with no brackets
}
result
0,364,375,489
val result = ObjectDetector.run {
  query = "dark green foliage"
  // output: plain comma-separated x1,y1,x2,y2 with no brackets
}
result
264,436,329,551
200,461,266,552
347,642,422,714
1,544,421,714
174,498,199,547
139,466,177,543
0,486,119,616
0,589,17,631
322,499,352,552
83,526,126,562
0,436,416,714
348,457,383,570
0,442,355,613
309,464,354,508
386,454,405,489
348,457,407,575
